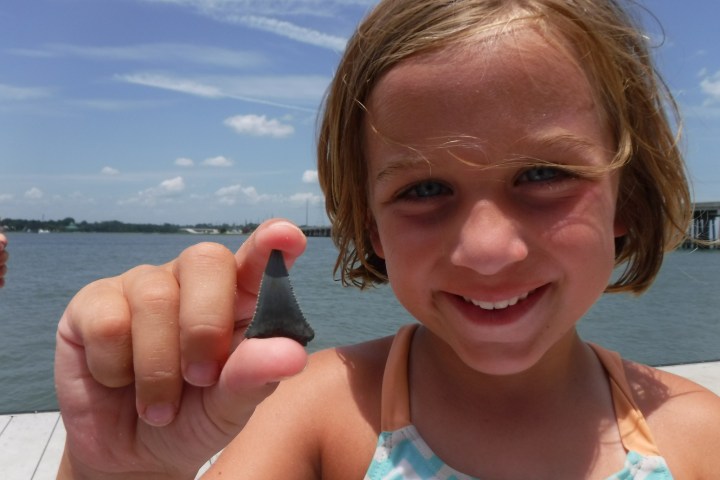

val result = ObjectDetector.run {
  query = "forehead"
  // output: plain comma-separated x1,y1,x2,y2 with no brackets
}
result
365,25,600,145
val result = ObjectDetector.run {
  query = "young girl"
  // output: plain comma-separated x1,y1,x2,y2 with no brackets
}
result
55,0,720,478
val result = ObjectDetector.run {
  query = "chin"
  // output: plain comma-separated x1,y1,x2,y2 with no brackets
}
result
454,341,552,377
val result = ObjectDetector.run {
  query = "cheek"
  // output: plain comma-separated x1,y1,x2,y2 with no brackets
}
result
374,225,402,273
374,219,430,277
539,190,619,260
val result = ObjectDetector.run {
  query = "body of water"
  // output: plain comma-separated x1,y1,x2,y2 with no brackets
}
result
0,232,718,414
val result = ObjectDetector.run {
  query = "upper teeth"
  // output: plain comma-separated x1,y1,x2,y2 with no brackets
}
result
464,291,530,310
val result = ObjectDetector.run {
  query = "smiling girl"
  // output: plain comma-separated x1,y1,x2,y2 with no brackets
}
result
56,1,719,478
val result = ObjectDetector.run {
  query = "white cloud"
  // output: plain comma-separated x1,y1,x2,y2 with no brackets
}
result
119,73,224,98
289,192,323,205
215,185,244,197
69,98,174,111
175,157,195,167
202,156,234,167
159,176,185,193
0,193,14,203
215,183,273,205
233,15,346,51
139,0,364,51
4,48,56,59
143,0,375,16
119,176,186,206
68,191,95,202
101,166,120,175
0,83,52,101
24,187,44,200
224,114,294,138
10,43,265,69
700,71,720,102
117,73,326,112
302,170,318,183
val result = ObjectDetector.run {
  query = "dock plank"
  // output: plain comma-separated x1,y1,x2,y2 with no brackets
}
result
0,414,11,436
0,412,59,480
659,361,720,395
0,412,216,479
33,415,65,480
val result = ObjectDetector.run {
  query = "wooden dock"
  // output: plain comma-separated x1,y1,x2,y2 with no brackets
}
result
2,361,719,479
0,413,216,480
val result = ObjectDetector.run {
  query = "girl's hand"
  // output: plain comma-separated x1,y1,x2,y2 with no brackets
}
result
54,219,308,479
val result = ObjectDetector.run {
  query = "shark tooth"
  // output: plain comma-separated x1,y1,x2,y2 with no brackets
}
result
244,249,315,346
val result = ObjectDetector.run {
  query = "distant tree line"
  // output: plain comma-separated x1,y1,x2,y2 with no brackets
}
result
0,217,259,234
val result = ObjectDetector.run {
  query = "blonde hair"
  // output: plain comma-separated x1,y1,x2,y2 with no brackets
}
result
317,0,691,293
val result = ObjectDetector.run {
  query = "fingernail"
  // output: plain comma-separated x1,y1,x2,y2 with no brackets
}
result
185,361,219,387
143,403,176,427
266,221,300,235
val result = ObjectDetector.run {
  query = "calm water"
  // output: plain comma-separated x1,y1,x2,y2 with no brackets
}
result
0,232,718,414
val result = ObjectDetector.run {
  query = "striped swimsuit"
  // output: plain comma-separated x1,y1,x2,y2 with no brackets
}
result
364,325,674,480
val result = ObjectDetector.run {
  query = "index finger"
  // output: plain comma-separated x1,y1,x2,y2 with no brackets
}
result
234,219,307,323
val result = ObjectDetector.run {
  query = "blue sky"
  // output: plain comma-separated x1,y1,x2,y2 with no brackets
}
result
0,0,719,226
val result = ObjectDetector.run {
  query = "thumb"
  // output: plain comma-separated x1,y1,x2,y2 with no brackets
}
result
203,337,308,431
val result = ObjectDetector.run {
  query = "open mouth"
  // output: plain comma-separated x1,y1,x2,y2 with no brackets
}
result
462,290,533,311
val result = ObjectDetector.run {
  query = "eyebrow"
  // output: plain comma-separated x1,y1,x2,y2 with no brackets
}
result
526,132,602,159
372,134,489,183
375,155,433,183
373,132,606,183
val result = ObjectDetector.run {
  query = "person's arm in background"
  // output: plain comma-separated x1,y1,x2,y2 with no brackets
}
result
0,233,7,288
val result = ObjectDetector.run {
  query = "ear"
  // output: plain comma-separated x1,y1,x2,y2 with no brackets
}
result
613,212,627,238
613,179,628,238
367,215,385,259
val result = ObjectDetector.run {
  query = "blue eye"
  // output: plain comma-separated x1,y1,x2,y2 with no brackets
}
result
517,166,566,183
401,180,451,199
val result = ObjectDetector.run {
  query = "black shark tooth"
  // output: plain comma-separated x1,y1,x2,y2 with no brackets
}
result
245,249,315,346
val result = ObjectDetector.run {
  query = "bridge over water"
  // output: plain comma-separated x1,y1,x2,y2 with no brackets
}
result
685,201,720,249
300,225,332,237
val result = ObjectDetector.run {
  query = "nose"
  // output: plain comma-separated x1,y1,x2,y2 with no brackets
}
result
449,200,528,276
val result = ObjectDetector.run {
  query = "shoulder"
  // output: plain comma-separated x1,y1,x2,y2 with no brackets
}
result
299,335,396,466
278,334,395,432
623,359,720,425
207,334,395,478
295,333,395,415
308,332,395,383
623,359,720,477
